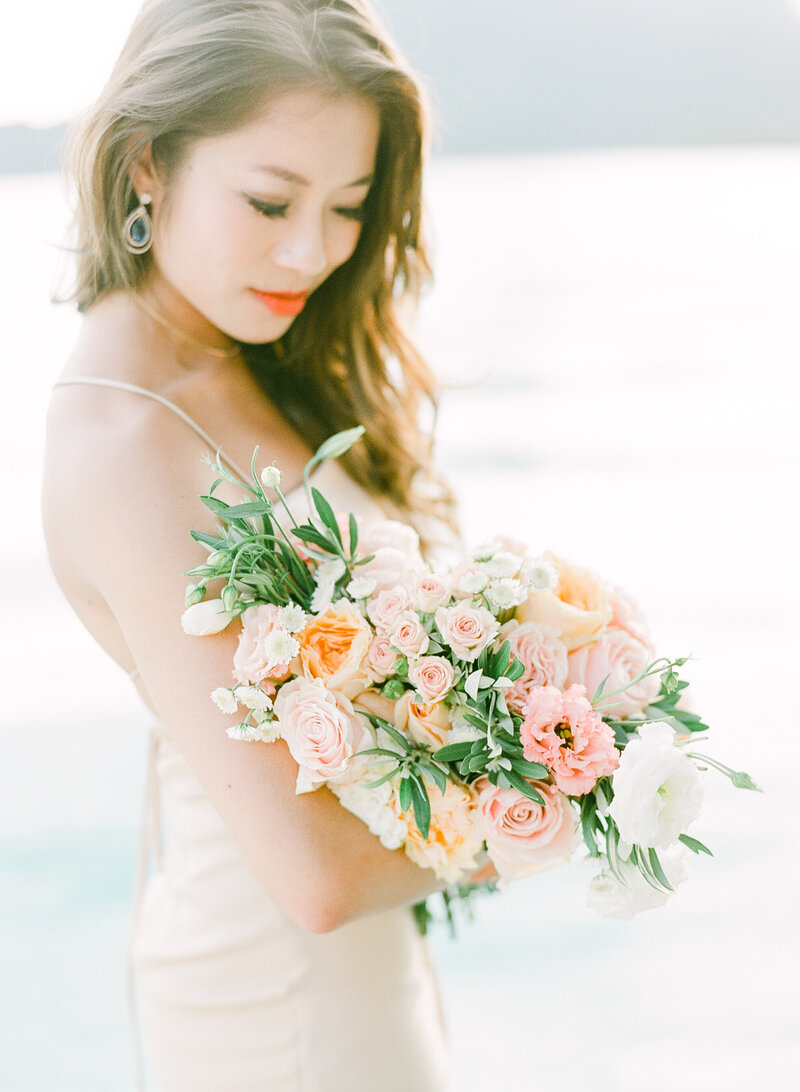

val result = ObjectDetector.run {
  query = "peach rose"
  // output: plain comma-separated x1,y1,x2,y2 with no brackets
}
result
408,656,455,704
297,600,374,699
516,553,612,650
435,603,499,663
567,627,660,719
608,585,651,645
474,777,578,881
366,585,410,632
521,684,620,796
394,692,452,750
397,781,482,883
274,677,370,794
391,610,430,658
366,634,399,681
413,572,453,613
501,620,569,714
232,604,293,685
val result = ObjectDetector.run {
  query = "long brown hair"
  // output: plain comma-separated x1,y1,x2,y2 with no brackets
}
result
65,0,458,542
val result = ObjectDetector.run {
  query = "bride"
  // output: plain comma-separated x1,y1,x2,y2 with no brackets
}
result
42,1,492,1088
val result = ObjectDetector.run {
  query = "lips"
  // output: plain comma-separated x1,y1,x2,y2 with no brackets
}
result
251,288,308,318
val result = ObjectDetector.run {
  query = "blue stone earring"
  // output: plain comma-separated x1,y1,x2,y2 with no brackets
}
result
123,192,153,254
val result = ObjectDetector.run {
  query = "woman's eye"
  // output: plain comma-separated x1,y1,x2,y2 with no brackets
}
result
246,196,289,219
334,205,366,223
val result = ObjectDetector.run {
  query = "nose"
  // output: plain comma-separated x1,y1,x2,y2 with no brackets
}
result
271,214,328,278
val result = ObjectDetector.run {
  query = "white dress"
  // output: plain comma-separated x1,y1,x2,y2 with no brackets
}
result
52,378,451,1092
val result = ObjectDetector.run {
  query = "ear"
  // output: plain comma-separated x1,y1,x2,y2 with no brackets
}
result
130,141,165,204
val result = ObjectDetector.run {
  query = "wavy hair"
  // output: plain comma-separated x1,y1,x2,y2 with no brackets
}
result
65,0,458,543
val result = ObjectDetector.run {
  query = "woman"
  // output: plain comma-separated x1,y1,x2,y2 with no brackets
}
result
42,1,486,1088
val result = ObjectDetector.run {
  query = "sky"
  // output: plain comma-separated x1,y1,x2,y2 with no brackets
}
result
5,0,800,129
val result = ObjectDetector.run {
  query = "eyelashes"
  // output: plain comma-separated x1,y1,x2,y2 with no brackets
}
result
246,196,366,223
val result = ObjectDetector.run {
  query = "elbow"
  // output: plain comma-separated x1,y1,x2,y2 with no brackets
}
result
290,874,361,935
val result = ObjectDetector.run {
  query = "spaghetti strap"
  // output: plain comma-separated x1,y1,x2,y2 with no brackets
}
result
52,376,252,483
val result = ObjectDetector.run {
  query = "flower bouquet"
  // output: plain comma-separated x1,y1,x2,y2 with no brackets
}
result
182,429,758,924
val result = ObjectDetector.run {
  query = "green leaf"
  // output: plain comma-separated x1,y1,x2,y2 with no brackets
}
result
292,527,340,552
311,487,343,547
467,754,489,773
503,768,546,805
313,426,365,463
633,845,670,893
423,764,449,796
224,500,273,519
200,495,232,517
364,768,401,790
432,742,474,763
591,673,612,704
494,640,511,679
189,530,227,550
399,776,413,812
647,848,675,892
463,713,488,731
678,833,714,857
408,774,431,839
348,513,359,557
362,714,410,752
510,758,548,779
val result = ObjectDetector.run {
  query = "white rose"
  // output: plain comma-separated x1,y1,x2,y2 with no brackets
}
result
586,846,690,919
608,722,704,850
181,599,234,635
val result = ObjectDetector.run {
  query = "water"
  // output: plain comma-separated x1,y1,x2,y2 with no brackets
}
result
2,148,799,1090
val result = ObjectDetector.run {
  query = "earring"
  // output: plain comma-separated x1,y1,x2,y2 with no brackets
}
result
123,192,153,254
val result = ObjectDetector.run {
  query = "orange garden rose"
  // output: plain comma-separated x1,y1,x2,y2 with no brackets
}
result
297,600,374,699
394,692,452,750
517,553,613,650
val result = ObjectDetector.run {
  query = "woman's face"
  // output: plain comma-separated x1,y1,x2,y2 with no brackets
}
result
138,89,380,344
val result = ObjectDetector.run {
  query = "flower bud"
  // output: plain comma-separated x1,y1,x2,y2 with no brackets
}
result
184,583,206,607
260,464,282,490
222,584,239,612
381,678,406,700
181,599,233,636
207,549,229,568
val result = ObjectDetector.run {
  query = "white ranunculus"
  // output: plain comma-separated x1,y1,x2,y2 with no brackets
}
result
586,846,690,919
181,598,234,635
211,687,239,714
608,721,704,850
260,464,282,490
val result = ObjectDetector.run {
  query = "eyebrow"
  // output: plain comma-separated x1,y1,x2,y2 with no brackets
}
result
251,166,373,188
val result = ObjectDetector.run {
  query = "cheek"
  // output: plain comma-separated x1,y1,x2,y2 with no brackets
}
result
328,220,363,270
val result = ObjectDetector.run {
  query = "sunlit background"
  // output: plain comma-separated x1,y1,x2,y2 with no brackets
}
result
2,2,799,1089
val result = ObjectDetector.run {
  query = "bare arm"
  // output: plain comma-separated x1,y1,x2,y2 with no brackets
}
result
52,411,454,933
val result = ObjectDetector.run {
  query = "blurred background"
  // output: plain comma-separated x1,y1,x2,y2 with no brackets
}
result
2,1,799,1089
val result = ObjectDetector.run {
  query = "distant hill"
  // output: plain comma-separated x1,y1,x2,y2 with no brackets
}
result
3,0,800,173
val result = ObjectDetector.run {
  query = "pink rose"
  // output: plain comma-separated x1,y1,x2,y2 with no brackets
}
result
474,777,578,881
366,634,399,681
366,585,410,632
502,621,569,714
567,627,659,719
391,610,430,658
413,572,452,613
408,656,455,704
521,684,620,796
274,677,369,794
233,604,292,685
435,603,499,663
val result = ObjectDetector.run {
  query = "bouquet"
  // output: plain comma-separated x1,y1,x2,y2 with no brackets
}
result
182,429,758,922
